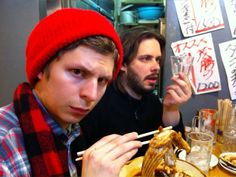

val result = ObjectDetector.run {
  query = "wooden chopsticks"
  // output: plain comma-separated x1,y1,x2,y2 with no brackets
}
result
137,126,172,139
75,126,172,161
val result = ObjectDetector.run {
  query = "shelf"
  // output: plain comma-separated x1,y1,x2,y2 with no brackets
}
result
138,19,160,24
121,0,164,4
120,22,138,26
119,19,160,26
114,0,165,33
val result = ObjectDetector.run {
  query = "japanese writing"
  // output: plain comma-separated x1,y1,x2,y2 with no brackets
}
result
175,0,224,37
225,44,236,90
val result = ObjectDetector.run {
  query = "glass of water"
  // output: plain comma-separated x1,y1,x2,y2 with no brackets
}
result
186,132,213,175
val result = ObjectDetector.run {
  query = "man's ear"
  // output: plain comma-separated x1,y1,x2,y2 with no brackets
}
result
37,72,43,80
120,64,127,72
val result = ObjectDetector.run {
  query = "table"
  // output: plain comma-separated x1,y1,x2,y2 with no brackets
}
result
208,142,234,177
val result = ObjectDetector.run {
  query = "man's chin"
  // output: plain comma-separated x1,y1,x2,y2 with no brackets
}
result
146,84,156,90
144,87,155,93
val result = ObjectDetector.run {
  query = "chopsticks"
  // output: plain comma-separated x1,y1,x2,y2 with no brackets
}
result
75,126,172,161
137,126,172,139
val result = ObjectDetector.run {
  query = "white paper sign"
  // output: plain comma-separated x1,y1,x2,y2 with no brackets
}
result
174,0,224,37
223,0,236,38
219,40,236,100
171,33,221,95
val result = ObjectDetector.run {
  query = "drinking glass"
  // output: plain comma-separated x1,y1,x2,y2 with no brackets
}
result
192,109,217,143
186,132,213,175
222,104,236,152
170,55,194,76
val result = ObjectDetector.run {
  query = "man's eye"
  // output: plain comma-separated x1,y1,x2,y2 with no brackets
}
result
156,57,161,64
139,56,151,61
72,69,81,75
98,78,109,86
141,56,149,60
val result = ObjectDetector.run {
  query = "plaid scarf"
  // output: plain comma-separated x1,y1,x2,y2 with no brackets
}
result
14,83,70,177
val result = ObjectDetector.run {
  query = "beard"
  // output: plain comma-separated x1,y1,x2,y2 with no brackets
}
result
126,68,157,96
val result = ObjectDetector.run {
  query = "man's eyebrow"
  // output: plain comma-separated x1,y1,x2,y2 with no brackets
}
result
75,64,113,79
137,54,152,58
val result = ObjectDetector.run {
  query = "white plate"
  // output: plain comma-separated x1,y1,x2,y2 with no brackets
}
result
219,159,236,174
219,152,236,168
177,149,218,168
119,156,206,177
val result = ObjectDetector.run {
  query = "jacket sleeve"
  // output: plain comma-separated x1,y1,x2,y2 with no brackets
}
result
172,112,186,139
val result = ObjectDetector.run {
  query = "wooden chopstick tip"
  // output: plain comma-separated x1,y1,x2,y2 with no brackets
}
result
75,157,83,161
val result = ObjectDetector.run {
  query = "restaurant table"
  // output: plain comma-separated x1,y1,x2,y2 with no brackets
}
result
208,142,235,177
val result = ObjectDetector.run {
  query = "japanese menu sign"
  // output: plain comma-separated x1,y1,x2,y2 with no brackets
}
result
174,0,224,37
224,0,236,38
219,40,236,100
171,33,221,95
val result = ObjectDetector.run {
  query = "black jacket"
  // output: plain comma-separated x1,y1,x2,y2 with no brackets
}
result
80,83,185,158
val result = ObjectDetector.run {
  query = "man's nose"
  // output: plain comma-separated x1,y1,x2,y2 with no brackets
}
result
80,79,98,102
151,60,160,72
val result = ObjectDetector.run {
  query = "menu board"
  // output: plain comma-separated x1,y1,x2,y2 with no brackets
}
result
174,0,224,37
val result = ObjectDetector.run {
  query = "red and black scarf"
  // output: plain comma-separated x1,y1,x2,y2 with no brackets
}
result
13,83,70,177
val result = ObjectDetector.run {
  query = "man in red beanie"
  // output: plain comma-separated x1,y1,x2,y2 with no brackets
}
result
0,8,141,177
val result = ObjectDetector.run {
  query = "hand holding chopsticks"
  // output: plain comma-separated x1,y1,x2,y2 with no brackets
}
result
75,126,172,161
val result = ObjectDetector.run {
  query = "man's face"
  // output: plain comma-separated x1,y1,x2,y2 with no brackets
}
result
124,38,162,97
35,45,114,128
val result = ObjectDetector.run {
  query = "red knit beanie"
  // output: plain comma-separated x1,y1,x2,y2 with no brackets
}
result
26,8,123,85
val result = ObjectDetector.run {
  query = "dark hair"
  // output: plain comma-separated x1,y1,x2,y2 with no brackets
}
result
43,36,118,80
120,26,165,66
57,36,118,60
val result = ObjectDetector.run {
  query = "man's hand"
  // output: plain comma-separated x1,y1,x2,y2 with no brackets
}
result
81,132,142,177
164,72,192,107
162,72,192,126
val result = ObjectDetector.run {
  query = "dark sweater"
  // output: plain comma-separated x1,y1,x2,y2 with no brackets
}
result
80,83,185,158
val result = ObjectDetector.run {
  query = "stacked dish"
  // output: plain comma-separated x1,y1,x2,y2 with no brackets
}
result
219,152,236,174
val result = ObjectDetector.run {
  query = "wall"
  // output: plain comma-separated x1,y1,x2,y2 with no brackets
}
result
0,0,39,106
163,0,236,126
72,0,113,21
